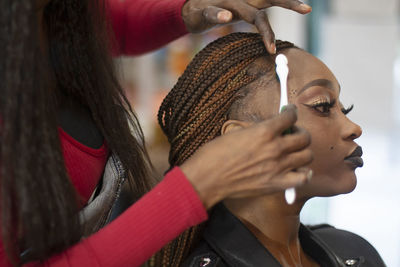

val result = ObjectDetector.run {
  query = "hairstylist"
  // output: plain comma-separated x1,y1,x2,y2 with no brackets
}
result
1,0,312,266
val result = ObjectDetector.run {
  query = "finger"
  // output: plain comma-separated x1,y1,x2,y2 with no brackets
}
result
202,6,233,24
263,104,298,136
219,1,259,24
279,127,311,153
270,0,312,14
253,9,276,54
212,2,275,52
279,148,314,171
297,167,313,183
271,169,311,190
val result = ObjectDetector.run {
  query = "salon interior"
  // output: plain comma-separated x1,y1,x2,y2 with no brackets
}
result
114,0,400,265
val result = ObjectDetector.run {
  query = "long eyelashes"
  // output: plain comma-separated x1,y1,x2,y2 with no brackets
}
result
303,99,336,115
341,104,354,115
304,100,354,116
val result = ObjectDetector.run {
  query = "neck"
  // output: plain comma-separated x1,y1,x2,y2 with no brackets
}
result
225,193,305,244
224,193,309,265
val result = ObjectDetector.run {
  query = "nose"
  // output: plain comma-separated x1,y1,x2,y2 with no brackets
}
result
342,116,362,141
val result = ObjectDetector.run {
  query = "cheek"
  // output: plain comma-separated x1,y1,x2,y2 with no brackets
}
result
295,112,342,174
309,130,338,172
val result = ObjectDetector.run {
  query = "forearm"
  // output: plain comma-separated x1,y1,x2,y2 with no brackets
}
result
18,168,207,267
108,0,188,56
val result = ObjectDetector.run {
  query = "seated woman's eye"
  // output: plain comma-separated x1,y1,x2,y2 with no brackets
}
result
313,102,332,114
341,104,354,115
304,100,335,115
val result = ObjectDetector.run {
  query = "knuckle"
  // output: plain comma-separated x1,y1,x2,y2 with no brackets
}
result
255,9,266,19
202,8,211,19
260,124,274,140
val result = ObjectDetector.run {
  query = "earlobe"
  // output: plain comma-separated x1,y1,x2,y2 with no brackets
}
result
221,120,250,135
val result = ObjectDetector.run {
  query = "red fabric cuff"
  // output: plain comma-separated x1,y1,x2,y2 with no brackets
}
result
164,167,208,223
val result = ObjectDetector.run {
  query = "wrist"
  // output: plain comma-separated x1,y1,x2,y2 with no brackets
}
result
179,160,224,209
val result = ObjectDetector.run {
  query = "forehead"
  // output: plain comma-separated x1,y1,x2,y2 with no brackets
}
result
283,48,340,94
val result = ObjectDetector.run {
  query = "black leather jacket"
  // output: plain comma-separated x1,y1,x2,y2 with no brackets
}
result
182,204,385,267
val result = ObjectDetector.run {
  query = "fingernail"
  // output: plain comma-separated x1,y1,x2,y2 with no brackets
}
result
300,3,312,12
217,11,232,22
271,42,276,54
307,169,313,182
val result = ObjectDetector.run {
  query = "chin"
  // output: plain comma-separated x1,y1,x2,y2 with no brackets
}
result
305,171,358,197
336,180,357,195
327,171,358,196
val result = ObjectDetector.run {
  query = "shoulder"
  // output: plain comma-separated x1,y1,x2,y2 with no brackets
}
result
309,224,386,266
181,241,227,267
310,224,378,252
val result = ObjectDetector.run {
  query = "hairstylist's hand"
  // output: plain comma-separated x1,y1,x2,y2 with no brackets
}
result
180,105,313,209
182,0,311,54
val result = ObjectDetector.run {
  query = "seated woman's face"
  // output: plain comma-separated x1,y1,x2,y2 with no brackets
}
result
228,48,362,198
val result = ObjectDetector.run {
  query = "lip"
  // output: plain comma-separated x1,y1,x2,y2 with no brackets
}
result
344,146,364,168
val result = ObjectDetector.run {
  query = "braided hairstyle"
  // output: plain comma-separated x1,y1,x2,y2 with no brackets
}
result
154,32,294,266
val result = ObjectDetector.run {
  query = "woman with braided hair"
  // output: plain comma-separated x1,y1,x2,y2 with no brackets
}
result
157,32,385,266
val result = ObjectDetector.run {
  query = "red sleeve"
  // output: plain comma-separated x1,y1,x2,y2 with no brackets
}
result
108,0,189,56
0,167,207,267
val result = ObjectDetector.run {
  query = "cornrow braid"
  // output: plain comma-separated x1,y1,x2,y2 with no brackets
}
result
154,32,294,266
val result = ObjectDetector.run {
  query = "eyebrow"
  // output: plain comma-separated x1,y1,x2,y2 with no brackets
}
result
297,79,339,95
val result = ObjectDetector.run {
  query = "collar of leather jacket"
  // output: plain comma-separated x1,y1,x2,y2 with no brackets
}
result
191,203,385,267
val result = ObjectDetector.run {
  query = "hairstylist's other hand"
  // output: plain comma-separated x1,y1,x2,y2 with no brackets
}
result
182,0,311,54
180,105,313,209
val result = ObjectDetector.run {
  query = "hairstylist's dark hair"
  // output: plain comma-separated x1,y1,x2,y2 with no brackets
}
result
0,0,152,264
153,32,294,266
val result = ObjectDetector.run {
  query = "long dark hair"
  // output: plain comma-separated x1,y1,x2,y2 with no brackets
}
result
0,0,152,264
154,33,294,266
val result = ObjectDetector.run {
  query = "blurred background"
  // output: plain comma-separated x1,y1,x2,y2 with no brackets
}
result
114,0,400,265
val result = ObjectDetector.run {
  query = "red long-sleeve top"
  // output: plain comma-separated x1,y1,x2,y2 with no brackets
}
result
109,0,188,56
0,0,209,266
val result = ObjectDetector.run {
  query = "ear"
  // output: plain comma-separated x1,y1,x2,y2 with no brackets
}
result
221,120,251,135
